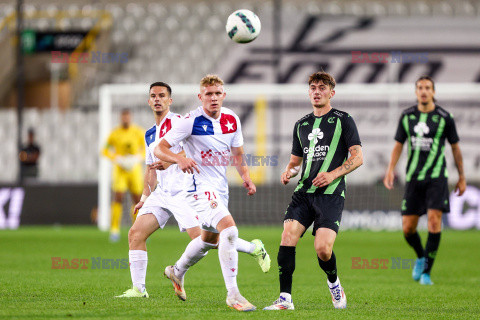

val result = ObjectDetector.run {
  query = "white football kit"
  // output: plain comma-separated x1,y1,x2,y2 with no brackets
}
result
163,106,244,233
137,112,200,231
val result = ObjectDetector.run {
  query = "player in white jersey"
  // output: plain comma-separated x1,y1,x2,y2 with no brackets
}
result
116,82,270,299
115,82,199,298
154,75,263,311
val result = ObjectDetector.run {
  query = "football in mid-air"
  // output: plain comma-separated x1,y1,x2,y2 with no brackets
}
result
226,9,261,43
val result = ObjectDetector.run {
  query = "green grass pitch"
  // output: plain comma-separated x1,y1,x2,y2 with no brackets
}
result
0,226,479,319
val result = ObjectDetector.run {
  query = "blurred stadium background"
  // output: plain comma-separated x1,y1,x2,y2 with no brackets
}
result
1,1,480,319
0,0,479,232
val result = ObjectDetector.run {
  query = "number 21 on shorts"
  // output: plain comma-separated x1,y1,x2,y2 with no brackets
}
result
193,191,217,201
205,191,216,201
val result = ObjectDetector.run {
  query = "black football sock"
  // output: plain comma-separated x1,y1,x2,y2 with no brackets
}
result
424,232,441,274
318,251,338,283
278,246,296,294
404,232,424,259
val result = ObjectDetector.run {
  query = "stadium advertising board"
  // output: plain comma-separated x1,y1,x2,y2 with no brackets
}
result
22,30,89,53
0,184,96,229
0,184,478,230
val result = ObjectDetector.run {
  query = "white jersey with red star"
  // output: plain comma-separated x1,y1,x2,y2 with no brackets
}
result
145,111,185,196
163,106,244,200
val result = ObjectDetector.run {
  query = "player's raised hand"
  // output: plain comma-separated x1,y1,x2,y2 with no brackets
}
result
243,179,256,195
177,157,200,174
312,172,335,187
281,171,292,185
383,170,395,190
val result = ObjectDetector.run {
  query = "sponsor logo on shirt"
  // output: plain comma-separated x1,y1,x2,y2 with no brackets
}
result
305,128,330,160
303,145,330,161
308,128,324,143
412,123,432,150
411,136,433,150
414,122,430,136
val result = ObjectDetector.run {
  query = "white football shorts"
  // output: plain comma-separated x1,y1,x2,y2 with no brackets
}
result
137,188,200,232
185,187,231,233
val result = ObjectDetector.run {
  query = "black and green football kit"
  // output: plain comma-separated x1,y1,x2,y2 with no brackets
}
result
394,105,459,216
284,108,361,234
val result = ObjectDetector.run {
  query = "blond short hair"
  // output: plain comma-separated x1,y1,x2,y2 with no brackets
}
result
200,74,224,87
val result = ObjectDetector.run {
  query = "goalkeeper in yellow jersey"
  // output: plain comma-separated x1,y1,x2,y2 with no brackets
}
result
102,109,145,242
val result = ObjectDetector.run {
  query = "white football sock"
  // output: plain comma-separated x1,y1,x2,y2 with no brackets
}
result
328,277,340,288
219,226,239,295
129,250,147,293
280,292,292,302
174,236,216,279
236,238,255,254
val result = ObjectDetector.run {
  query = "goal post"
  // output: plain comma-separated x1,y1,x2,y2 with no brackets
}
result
98,83,480,230
98,84,197,231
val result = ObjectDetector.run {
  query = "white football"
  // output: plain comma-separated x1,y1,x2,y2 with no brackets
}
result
226,9,261,43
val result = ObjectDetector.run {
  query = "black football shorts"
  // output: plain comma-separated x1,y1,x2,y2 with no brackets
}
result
402,178,450,216
284,192,344,235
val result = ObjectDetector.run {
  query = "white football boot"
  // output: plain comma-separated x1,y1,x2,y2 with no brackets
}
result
328,278,347,309
263,293,295,310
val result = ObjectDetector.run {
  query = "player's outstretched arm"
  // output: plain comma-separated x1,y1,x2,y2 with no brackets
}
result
383,142,404,190
281,155,303,185
154,140,199,174
451,143,466,196
231,146,256,195
312,145,363,188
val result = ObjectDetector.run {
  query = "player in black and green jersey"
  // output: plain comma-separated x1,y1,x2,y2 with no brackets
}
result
384,76,466,285
264,72,363,311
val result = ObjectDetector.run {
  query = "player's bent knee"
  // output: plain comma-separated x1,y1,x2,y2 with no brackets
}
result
281,229,300,246
128,226,147,245
427,221,442,232
220,226,238,243
315,244,333,261
218,226,238,247
402,216,419,234
402,224,417,235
